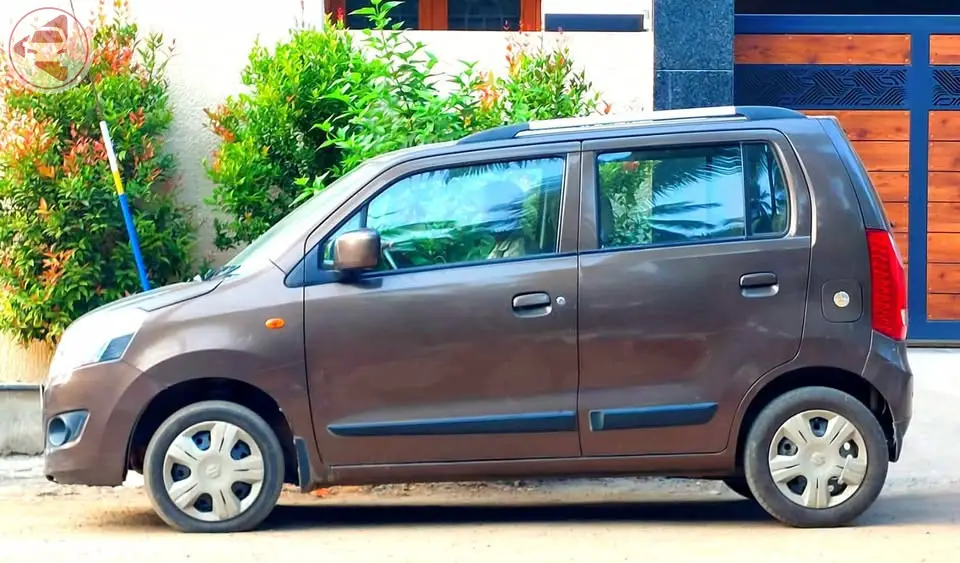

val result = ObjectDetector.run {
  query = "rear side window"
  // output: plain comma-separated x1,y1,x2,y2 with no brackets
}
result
596,142,789,250
743,143,789,237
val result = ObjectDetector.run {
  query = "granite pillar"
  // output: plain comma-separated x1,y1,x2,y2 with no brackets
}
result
653,0,735,110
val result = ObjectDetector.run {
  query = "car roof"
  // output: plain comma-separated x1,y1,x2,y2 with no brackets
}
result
374,106,811,167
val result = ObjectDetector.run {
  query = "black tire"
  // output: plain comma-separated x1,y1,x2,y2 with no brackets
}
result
743,386,888,528
143,400,285,533
722,476,755,500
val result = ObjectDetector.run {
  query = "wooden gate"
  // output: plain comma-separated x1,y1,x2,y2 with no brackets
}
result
734,15,960,342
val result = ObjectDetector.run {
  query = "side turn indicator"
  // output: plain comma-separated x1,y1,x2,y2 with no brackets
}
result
265,318,285,330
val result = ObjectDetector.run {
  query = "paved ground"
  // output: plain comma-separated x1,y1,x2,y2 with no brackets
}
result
0,349,958,562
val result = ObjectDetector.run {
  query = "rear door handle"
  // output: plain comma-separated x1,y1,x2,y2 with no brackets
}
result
740,272,778,288
740,272,779,298
512,292,552,317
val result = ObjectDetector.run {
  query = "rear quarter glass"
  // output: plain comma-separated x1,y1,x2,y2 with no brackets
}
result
813,116,893,232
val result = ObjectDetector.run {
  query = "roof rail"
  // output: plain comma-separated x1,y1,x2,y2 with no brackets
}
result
457,105,806,145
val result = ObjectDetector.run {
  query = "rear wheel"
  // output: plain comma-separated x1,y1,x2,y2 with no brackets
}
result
143,400,285,533
743,387,888,528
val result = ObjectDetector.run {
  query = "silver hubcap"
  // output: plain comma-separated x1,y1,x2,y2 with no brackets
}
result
768,409,868,510
162,421,265,522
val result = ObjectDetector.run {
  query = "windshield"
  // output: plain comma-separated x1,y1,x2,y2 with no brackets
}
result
211,160,386,276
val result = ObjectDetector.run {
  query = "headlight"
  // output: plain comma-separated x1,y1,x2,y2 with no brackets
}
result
47,307,148,385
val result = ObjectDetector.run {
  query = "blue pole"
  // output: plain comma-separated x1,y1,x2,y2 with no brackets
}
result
100,121,151,292
117,192,151,292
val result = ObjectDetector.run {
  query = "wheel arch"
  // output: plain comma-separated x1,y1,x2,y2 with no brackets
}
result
126,377,300,485
731,366,897,468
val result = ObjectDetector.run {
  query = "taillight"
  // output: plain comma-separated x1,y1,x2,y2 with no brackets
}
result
866,229,907,340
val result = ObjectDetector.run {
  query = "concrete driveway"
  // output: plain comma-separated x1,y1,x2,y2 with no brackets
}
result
0,349,957,561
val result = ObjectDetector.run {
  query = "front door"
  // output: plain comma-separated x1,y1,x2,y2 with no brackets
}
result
304,147,583,466
576,130,812,457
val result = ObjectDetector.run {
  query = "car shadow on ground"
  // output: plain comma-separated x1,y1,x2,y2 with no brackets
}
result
259,498,771,531
254,490,960,531
88,489,960,532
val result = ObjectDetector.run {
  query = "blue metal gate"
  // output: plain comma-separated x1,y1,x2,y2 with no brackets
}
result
735,15,960,342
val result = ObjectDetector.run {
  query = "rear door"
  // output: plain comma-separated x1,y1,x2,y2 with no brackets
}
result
576,129,813,456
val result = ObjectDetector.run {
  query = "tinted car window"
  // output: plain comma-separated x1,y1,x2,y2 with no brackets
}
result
325,157,565,271
596,142,789,249
743,143,789,237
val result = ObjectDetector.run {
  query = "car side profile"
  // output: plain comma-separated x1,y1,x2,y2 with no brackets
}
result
42,106,912,533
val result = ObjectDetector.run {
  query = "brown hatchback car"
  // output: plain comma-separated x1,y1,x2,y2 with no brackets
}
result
42,106,912,533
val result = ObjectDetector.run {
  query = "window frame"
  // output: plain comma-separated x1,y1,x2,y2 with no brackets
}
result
327,0,542,31
288,142,581,288
580,129,799,255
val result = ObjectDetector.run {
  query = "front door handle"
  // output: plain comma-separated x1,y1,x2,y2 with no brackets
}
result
512,292,552,317
740,272,779,298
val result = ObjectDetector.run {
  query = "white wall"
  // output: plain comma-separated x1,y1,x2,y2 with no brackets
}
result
542,0,650,13
398,30,653,113
0,386,43,455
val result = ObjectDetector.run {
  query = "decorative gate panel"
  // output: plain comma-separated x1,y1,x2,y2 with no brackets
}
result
734,15,960,341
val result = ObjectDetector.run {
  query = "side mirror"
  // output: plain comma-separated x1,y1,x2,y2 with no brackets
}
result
332,228,381,272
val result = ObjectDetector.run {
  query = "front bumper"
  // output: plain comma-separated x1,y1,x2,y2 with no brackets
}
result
43,360,153,487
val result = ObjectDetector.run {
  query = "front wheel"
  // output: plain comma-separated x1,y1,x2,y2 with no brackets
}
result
143,400,285,533
743,387,889,528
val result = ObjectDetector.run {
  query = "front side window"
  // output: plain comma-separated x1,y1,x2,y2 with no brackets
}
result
596,141,789,250
323,156,565,271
